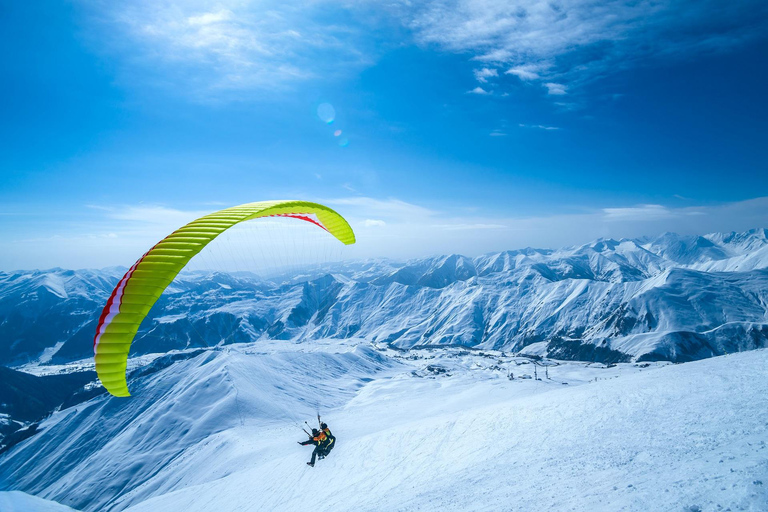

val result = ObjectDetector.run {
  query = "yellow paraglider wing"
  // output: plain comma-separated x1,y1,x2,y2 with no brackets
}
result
93,200,355,397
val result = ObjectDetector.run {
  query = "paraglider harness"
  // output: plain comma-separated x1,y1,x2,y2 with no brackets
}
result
318,420,335,459
299,415,336,466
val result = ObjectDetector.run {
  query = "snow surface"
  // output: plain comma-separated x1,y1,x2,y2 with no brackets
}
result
2,342,766,511
0,491,77,511
3,228,768,510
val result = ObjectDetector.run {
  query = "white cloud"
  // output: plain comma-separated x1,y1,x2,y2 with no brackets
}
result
4,197,768,269
402,0,768,96
518,123,559,131
506,65,540,80
602,204,674,221
473,67,498,83
325,197,437,220
433,223,507,230
468,86,490,95
87,0,375,98
186,10,233,27
104,205,210,225
327,196,768,261
544,82,567,95
81,0,768,101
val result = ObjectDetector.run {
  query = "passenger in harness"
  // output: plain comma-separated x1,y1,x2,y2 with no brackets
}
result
298,428,327,467
318,422,335,459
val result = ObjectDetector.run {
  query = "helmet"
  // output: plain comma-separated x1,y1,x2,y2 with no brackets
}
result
320,422,327,429
311,428,319,436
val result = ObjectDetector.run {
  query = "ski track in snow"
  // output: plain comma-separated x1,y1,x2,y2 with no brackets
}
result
3,343,765,512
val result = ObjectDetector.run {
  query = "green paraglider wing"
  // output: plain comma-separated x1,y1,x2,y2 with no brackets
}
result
93,200,356,397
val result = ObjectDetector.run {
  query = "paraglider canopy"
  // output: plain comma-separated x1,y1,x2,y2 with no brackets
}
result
93,200,355,397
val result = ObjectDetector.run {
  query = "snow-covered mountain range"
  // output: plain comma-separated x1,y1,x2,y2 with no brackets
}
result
2,228,768,511
2,229,767,369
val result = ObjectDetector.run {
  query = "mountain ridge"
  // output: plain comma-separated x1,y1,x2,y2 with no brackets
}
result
1,228,767,368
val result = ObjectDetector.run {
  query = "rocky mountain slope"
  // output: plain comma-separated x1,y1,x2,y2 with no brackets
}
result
2,229,767,369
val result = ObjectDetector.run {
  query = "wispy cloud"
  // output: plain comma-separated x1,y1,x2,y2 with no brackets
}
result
99,205,209,225
602,204,674,221
87,0,375,99
506,65,540,80
4,197,768,268
518,124,559,131
473,67,498,83
402,0,768,96
433,223,507,231
337,196,768,261
325,197,437,220
544,82,567,96
81,0,768,101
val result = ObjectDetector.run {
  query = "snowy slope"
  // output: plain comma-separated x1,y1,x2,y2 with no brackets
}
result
122,349,768,512
0,491,78,512
0,340,406,511
2,343,766,511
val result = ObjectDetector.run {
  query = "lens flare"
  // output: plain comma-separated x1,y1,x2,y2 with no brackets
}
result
334,130,342,137
317,103,335,124
338,138,349,147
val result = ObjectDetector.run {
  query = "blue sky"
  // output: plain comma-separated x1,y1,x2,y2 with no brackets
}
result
1,1,767,269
